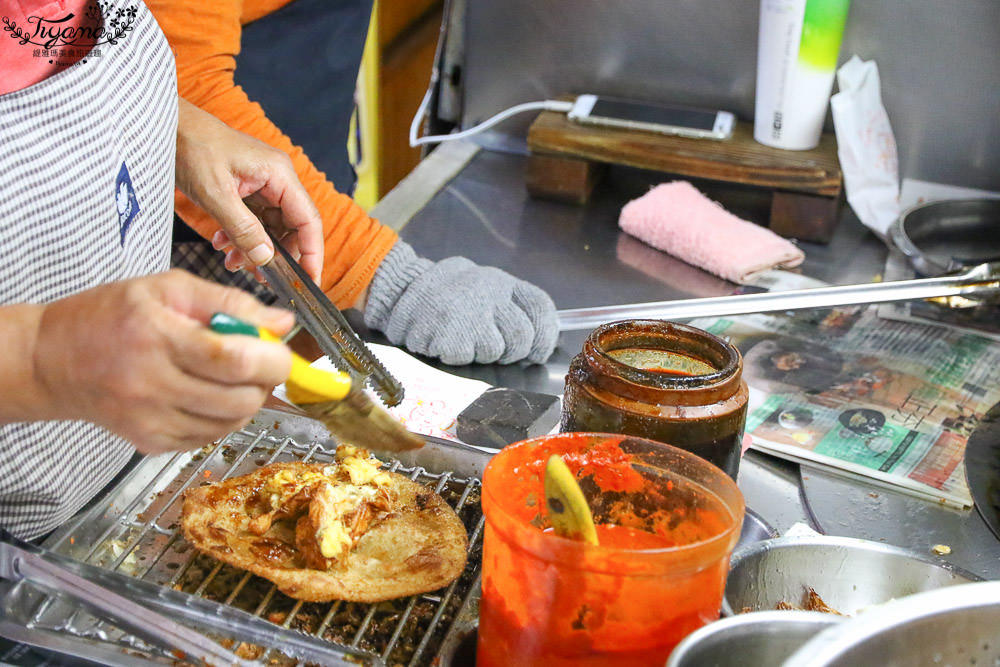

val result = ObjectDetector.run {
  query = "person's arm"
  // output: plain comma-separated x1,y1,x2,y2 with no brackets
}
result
175,97,324,283
148,0,397,309
0,303,49,423
0,271,295,454
149,1,560,366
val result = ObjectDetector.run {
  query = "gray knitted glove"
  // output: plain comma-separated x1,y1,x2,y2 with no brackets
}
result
364,241,558,365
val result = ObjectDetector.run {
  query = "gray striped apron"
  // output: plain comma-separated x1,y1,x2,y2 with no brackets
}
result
0,1,177,539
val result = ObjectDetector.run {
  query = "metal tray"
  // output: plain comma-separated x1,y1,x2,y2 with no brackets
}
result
0,405,491,666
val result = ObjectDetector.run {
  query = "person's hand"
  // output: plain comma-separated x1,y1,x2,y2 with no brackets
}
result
31,270,294,455
363,241,559,365
174,97,324,283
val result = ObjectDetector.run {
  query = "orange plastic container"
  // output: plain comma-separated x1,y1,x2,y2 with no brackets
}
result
477,432,745,667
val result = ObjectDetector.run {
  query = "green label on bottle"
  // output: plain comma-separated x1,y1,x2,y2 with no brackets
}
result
799,0,850,70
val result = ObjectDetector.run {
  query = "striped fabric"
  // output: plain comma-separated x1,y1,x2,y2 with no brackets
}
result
0,1,177,539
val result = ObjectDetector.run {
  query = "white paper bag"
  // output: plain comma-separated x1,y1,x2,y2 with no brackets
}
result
830,56,900,238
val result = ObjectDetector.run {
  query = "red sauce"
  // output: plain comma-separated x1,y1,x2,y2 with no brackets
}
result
477,520,730,666
510,438,646,496
594,523,673,548
478,433,740,667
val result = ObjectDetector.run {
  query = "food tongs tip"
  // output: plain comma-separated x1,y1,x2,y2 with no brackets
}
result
259,232,404,407
0,529,258,667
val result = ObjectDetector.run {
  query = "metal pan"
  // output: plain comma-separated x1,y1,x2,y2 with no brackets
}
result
890,198,1000,276
965,399,1000,543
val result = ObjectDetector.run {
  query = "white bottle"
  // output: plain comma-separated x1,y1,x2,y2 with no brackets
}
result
754,0,850,151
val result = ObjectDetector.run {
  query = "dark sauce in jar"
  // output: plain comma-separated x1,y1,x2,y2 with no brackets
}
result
562,320,748,479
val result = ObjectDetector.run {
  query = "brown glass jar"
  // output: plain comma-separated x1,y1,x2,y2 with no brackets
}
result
561,320,748,479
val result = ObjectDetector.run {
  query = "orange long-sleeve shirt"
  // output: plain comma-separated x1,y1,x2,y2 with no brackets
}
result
148,0,397,309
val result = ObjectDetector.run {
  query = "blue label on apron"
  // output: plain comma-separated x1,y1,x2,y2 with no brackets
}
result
115,161,140,246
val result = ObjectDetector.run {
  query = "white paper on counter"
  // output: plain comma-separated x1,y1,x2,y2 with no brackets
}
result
272,343,491,441
830,56,900,238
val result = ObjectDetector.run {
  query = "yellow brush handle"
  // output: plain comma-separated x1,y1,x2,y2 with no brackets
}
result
282,350,352,404
544,454,599,545
209,313,352,404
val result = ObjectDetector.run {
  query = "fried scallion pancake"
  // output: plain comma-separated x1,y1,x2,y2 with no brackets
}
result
181,449,468,602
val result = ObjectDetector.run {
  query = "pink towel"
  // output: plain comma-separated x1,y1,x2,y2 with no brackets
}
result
619,181,805,284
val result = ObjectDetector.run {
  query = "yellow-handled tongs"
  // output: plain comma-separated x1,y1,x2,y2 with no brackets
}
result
210,313,423,453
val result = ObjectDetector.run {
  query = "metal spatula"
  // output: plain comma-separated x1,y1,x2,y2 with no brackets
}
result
557,262,1000,331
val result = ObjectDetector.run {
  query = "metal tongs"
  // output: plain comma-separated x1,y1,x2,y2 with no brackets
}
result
259,232,404,407
557,262,1000,331
0,530,377,666
0,530,256,666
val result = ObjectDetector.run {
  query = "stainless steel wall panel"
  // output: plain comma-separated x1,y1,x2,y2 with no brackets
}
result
451,0,1000,190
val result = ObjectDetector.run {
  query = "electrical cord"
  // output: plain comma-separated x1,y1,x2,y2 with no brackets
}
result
409,93,573,147
408,0,572,148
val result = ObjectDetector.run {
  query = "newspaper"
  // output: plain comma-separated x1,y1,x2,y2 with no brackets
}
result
689,307,1000,508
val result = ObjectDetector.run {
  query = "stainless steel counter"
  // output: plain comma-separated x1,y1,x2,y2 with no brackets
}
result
363,141,999,579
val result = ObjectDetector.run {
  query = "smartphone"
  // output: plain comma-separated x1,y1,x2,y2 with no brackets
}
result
567,94,735,140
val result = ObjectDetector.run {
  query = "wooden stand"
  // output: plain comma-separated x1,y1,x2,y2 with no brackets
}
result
526,110,843,243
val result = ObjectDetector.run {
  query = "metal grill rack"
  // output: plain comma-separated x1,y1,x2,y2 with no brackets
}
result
0,406,489,666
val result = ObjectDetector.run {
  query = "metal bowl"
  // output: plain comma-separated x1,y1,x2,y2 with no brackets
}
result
782,581,1000,666
737,507,779,549
666,611,841,667
723,535,981,617
890,198,1000,276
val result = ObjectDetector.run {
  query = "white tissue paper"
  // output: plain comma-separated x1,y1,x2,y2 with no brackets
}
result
830,56,901,238
273,343,490,441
